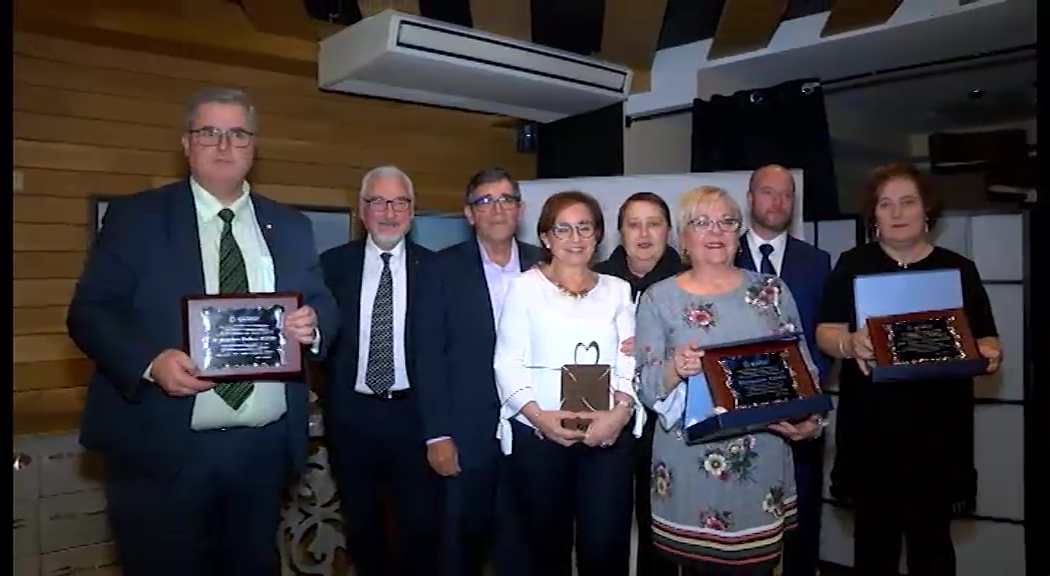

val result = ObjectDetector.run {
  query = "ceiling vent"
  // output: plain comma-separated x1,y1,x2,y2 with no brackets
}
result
318,9,633,123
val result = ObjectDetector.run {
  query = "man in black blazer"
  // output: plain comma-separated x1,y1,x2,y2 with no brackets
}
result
416,168,541,576
319,166,441,576
67,88,339,576
736,164,832,576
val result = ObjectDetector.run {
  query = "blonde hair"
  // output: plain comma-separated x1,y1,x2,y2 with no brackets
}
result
676,185,742,231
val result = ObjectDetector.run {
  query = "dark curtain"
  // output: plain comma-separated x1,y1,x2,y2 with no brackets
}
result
537,103,624,178
1026,204,1046,576
690,78,840,221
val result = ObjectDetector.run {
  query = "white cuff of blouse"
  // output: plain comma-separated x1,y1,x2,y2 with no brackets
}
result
652,382,686,430
496,377,648,456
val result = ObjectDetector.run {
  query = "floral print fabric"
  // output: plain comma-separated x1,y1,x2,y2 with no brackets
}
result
635,271,818,570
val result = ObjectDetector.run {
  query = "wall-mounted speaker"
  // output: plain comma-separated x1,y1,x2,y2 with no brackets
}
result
516,122,538,153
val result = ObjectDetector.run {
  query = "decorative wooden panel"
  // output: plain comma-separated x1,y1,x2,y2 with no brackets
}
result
12,31,534,434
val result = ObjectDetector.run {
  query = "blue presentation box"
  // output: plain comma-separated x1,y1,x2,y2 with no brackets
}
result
683,333,833,445
854,269,988,382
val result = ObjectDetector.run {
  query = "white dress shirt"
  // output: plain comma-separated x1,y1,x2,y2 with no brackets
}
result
492,268,646,455
187,178,287,431
354,236,411,394
479,237,521,325
746,228,788,275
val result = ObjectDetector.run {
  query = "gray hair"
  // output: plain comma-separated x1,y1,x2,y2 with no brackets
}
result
464,167,520,203
360,165,415,200
183,88,258,132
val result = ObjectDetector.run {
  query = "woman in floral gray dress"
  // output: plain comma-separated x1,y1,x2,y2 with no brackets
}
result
634,186,824,576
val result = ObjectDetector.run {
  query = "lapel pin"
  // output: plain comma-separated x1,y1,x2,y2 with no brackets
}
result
264,223,273,230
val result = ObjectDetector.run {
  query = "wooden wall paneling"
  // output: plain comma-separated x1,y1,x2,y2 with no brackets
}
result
13,308,71,337
357,0,421,19
13,195,91,225
468,0,533,42
13,169,157,198
12,387,89,436
13,253,87,280
707,0,789,60
13,359,95,392
13,225,89,253
13,279,79,308
12,26,534,433
237,0,318,40
14,335,85,364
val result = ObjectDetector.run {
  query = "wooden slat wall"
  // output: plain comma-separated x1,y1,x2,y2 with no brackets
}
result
12,31,534,435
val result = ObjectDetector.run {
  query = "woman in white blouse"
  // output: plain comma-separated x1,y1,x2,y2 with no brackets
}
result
494,190,645,576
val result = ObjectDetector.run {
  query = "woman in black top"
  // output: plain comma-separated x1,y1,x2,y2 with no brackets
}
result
593,192,687,576
814,164,1003,576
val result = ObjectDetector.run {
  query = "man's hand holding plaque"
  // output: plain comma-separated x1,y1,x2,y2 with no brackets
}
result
281,304,319,345
183,292,306,381
149,349,214,397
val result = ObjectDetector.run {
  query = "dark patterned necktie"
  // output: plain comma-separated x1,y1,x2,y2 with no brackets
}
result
365,252,396,395
212,208,254,410
759,243,778,276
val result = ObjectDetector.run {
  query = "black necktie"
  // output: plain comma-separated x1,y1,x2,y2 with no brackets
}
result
212,208,254,410
758,243,778,276
365,252,396,395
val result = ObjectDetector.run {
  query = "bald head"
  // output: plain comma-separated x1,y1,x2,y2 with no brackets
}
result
747,164,795,238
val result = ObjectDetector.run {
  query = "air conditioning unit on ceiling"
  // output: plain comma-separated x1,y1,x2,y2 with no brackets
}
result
317,9,633,123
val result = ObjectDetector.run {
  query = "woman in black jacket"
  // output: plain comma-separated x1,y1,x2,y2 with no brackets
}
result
593,192,687,576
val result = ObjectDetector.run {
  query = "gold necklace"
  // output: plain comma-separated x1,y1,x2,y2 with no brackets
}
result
543,267,597,299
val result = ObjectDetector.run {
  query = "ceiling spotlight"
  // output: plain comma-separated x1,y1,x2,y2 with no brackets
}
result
968,89,986,99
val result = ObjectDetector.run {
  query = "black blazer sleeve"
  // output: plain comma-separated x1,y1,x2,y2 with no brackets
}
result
413,260,454,441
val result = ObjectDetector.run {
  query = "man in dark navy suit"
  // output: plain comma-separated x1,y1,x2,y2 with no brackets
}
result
736,164,832,576
67,88,340,576
415,168,541,576
319,165,442,576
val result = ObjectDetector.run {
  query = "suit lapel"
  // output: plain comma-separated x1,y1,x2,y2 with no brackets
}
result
168,179,206,296
736,234,758,272
405,241,422,357
465,241,497,337
347,242,365,354
780,236,803,289
519,242,541,271
253,197,288,292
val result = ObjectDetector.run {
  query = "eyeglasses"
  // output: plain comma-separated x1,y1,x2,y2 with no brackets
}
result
362,197,413,213
188,127,255,148
469,195,521,211
687,217,742,233
550,222,597,240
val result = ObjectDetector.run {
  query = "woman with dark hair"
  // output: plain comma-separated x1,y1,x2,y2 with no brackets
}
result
494,190,645,576
594,192,686,576
815,163,1003,576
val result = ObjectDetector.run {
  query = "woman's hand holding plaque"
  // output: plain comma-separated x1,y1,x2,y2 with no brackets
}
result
977,337,1003,374
673,342,707,379
577,393,634,448
849,327,875,375
525,405,588,447
768,414,823,441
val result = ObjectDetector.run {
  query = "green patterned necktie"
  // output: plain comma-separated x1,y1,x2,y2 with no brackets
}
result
212,208,254,410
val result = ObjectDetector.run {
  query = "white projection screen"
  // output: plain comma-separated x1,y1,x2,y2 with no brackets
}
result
517,170,805,259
